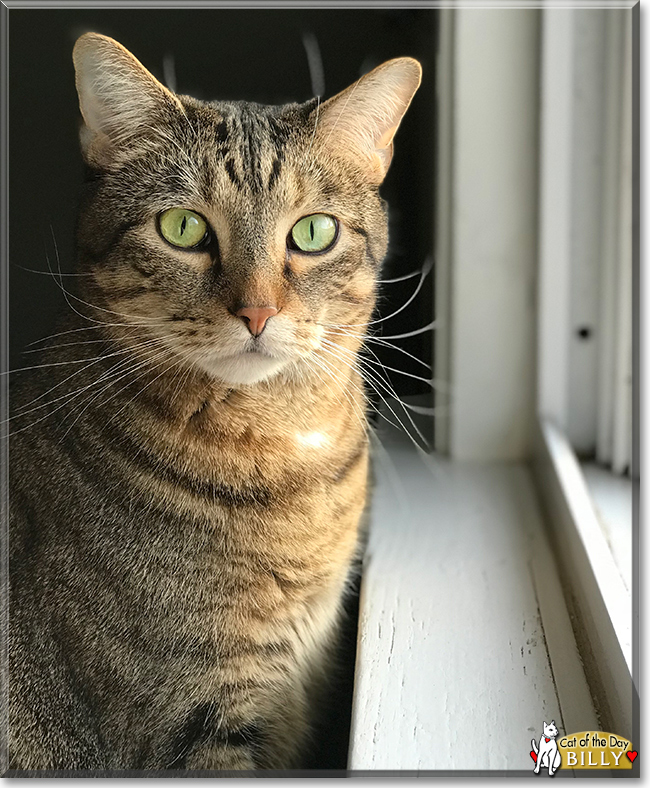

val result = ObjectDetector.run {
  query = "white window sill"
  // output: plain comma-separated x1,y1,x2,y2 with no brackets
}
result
581,461,632,593
532,418,633,739
348,428,598,771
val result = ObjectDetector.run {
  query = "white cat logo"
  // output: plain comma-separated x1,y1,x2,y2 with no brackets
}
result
531,720,562,776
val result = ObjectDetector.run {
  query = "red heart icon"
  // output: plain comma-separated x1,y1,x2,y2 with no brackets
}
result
530,751,538,763
627,751,638,763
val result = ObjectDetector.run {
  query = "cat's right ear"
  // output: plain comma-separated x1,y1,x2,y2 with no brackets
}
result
73,33,184,167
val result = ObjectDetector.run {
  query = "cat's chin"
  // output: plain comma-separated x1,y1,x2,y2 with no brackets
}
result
199,352,290,386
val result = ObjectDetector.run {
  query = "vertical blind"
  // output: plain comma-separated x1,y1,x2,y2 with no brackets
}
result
596,12,633,475
538,7,633,475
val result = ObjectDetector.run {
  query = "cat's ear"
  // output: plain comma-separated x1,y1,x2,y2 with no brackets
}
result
315,58,421,184
73,33,184,167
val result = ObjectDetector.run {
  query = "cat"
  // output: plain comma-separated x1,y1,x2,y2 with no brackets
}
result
531,720,562,776
7,32,420,772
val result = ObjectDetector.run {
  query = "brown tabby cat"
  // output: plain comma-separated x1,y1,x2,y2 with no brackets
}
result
7,33,420,772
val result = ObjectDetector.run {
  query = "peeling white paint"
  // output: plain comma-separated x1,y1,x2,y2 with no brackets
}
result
348,435,598,770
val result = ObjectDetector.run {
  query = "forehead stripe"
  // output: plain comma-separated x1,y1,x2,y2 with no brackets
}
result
224,158,241,189
268,158,282,191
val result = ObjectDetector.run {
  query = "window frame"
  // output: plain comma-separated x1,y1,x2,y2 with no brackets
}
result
350,2,638,769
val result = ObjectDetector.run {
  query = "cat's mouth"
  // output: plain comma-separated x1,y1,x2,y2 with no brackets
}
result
226,342,277,361
198,346,290,386
243,344,272,356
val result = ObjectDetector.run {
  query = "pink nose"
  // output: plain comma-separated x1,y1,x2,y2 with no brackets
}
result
235,306,278,337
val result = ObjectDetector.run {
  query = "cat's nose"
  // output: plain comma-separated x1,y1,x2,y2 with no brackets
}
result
235,305,279,337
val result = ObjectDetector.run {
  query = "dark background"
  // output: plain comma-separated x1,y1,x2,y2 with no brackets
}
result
8,9,437,768
9,8,437,398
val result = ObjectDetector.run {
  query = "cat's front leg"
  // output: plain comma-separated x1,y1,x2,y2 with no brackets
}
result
161,713,260,773
183,741,257,773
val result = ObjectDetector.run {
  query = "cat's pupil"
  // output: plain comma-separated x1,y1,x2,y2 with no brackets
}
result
309,221,314,241
180,216,187,236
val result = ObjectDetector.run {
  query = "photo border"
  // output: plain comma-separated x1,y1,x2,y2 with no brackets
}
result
0,0,641,780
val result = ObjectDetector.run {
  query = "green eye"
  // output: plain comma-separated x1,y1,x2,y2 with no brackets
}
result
290,214,338,253
158,208,209,249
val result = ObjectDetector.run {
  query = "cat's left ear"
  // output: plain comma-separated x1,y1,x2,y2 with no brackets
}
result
73,33,184,167
315,58,421,184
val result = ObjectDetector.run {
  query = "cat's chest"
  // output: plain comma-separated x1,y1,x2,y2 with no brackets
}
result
113,483,358,662
127,394,366,523
113,408,366,569
60,390,366,630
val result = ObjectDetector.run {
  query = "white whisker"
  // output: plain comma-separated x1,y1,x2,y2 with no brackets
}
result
10,337,171,420
325,326,432,371
316,340,429,451
376,268,425,284
47,228,174,326
378,321,438,340
302,32,325,98
57,345,176,442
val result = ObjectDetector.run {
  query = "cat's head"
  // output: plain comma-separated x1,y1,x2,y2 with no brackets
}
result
543,721,558,738
72,34,421,386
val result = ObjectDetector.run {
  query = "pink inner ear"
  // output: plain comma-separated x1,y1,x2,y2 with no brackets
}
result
314,57,421,184
374,145,393,176
377,124,398,150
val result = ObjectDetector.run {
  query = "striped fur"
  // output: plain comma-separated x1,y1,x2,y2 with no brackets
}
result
8,34,420,771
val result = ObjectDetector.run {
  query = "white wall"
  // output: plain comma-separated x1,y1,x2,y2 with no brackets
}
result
442,9,539,462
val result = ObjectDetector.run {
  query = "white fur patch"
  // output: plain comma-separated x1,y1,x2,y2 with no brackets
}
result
200,351,289,386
